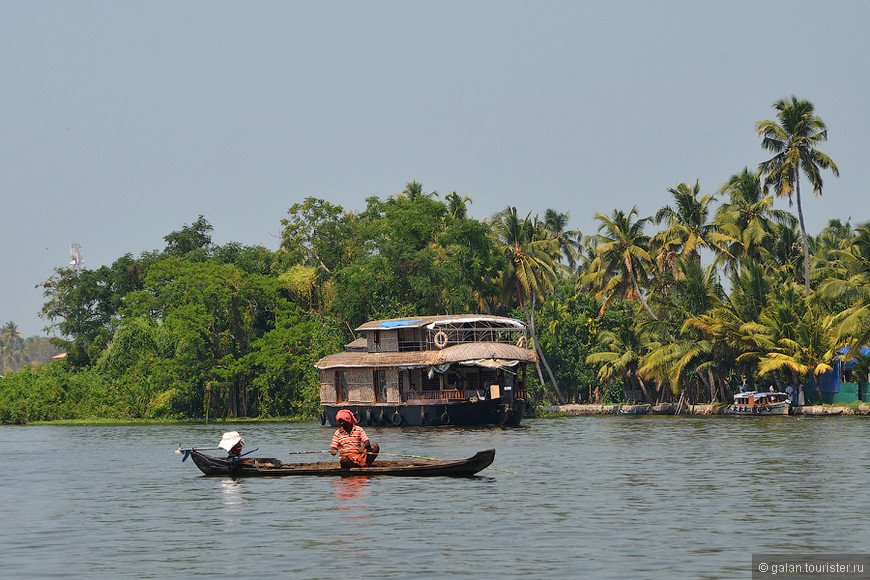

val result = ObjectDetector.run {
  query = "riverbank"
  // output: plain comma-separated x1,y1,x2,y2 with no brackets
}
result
542,403,870,416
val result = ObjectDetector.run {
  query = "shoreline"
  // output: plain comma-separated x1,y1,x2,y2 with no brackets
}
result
542,403,869,416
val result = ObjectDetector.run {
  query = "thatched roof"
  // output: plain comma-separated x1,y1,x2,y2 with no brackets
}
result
314,342,537,370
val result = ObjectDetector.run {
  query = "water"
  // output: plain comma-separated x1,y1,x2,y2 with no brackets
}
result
2,416,868,579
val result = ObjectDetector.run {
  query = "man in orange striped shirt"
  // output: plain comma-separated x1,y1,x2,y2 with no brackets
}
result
330,409,380,467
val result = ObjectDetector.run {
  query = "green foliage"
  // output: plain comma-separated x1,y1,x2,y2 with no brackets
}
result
13,134,870,422
0,363,121,423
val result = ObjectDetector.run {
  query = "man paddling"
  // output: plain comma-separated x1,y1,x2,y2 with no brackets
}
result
330,409,379,468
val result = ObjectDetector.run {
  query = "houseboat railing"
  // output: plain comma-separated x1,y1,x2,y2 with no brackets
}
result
398,331,525,352
401,388,528,401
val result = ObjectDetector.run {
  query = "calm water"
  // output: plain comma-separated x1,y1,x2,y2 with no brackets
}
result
2,416,869,579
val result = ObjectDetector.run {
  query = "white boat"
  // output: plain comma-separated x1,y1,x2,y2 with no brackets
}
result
727,390,792,416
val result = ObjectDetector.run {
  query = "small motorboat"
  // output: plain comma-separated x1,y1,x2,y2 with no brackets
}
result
727,390,792,416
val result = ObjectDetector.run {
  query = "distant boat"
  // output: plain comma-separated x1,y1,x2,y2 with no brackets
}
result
315,315,537,427
727,390,792,416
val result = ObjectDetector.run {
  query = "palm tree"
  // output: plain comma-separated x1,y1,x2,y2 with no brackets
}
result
819,224,870,349
445,191,472,219
0,321,23,371
688,261,775,391
490,207,565,402
714,168,797,273
810,219,854,288
583,207,657,319
586,321,654,403
758,297,835,406
541,209,583,269
401,181,439,200
757,96,839,295
653,180,733,266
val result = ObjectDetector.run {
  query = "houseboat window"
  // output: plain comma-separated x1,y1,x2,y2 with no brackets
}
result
335,371,348,403
374,370,387,403
374,331,380,345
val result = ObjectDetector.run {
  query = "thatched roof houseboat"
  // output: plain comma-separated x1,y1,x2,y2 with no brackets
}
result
315,314,537,427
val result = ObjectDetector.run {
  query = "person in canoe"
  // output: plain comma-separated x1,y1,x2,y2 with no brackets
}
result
330,409,380,468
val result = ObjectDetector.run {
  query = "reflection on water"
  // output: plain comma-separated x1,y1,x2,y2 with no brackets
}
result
2,417,870,579
219,478,244,508
332,476,371,505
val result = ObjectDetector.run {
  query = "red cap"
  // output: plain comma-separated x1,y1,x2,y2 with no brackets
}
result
336,409,355,425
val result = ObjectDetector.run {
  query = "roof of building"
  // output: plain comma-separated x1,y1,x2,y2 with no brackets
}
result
355,314,526,332
315,341,536,370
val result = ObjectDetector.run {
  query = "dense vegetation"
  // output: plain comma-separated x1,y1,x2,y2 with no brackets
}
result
2,96,869,424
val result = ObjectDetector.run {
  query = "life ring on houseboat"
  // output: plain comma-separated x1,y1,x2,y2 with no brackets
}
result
441,411,451,424
391,411,403,426
320,412,326,425
765,405,771,412
434,331,449,349
353,411,361,424
365,409,372,425
516,336,526,348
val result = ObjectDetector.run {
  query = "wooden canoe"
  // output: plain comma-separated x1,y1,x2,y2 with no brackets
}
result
186,448,496,477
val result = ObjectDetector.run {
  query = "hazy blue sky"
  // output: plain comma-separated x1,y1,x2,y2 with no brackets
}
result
3,1,867,338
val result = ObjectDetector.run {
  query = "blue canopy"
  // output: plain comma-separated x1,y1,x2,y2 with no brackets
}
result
378,319,422,328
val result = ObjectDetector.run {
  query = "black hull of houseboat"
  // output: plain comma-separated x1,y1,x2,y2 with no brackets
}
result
321,399,527,428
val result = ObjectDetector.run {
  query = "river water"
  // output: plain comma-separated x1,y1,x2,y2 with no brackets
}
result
2,416,869,579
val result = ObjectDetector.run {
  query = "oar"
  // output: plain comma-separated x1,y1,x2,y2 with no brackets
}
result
288,450,332,455
375,452,516,474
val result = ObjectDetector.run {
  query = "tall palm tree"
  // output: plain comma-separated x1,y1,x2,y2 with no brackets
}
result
490,207,565,402
757,96,839,295
583,207,657,319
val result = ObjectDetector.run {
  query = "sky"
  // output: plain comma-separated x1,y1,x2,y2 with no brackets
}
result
2,1,868,338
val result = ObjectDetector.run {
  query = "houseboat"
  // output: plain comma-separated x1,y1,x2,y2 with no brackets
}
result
315,315,537,427
727,389,792,416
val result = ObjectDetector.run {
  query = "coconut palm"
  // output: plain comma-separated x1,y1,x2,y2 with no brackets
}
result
757,96,839,295
583,207,657,319
540,209,583,269
715,168,797,273
819,224,870,349
0,321,23,372
642,258,726,401
401,181,439,200
758,296,836,406
490,207,565,402
810,219,854,289
586,320,654,403
445,191,472,220
653,180,733,266
688,261,775,391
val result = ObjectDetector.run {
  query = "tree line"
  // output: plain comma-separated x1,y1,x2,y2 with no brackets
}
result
2,95,868,424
